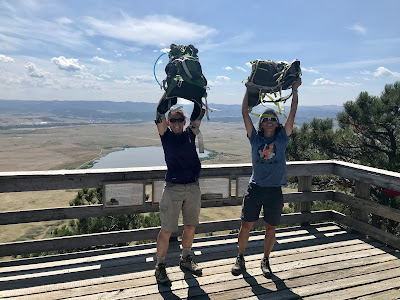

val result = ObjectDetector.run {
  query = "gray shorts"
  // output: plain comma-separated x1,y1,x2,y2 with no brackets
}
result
159,181,201,232
241,183,284,226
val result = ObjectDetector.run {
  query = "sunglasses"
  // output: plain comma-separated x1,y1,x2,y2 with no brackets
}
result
261,117,278,122
169,118,185,123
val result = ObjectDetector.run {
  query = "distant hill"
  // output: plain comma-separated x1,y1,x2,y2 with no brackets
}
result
0,100,343,129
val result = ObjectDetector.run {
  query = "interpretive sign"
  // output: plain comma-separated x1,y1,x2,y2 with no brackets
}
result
103,181,144,208
199,177,230,200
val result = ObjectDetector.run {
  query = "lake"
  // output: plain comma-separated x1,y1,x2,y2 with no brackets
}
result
90,146,211,169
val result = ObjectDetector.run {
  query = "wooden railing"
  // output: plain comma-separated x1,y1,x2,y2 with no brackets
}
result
0,160,399,257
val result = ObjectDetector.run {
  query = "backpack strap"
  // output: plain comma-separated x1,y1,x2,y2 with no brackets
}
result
175,57,194,79
190,123,204,153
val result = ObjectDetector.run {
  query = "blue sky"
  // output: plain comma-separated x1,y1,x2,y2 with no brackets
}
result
1,0,400,106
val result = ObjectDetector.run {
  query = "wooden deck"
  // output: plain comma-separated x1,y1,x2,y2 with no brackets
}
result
0,223,399,300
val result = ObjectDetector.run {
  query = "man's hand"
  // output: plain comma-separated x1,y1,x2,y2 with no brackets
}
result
157,96,177,115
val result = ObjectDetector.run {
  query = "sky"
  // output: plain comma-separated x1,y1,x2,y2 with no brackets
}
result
1,0,400,106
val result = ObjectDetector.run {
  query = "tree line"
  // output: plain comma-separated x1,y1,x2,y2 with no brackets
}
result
286,81,400,235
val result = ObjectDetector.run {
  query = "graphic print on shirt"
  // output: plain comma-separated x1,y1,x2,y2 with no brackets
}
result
258,142,276,163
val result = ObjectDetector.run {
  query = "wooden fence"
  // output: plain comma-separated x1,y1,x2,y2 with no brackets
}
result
0,160,399,257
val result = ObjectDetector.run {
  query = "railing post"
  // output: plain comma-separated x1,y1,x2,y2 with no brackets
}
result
296,176,312,226
352,181,371,224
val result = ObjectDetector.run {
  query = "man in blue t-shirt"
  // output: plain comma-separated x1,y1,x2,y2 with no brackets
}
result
231,79,302,278
154,94,203,286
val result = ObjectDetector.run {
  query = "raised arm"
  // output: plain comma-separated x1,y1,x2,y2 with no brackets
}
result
189,102,203,135
155,93,168,136
285,78,302,136
242,90,254,137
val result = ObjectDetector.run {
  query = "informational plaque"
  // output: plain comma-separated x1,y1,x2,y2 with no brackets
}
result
152,180,165,204
199,177,230,200
103,181,144,208
237,177,251,198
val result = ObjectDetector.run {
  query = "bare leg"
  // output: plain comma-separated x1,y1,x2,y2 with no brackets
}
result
238,221,254,255
156,229,172,257
263,222,276,257
181,225,196,248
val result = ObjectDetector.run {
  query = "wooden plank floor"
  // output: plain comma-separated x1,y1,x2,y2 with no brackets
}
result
0,223,400,300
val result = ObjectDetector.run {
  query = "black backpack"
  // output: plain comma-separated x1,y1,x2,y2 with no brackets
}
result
245,59,301,110
163,44,208,115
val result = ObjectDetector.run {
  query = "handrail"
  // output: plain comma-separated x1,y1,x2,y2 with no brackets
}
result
0,161,334,193
0,160,399,256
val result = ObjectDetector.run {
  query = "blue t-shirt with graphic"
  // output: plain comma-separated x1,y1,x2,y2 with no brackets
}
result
248,127,290,187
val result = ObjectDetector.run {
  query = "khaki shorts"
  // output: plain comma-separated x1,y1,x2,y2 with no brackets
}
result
159,181,201,232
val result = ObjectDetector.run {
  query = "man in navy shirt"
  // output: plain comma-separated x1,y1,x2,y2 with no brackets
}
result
154,94,203,286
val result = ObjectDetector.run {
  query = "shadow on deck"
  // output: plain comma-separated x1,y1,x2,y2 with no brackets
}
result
0,223,399,300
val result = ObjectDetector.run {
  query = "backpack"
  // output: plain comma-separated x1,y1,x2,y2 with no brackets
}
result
245,59,301,110
163,44,208,114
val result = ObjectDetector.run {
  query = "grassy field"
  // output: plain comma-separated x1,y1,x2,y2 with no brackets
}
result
0,190,77,243
0,121,251,171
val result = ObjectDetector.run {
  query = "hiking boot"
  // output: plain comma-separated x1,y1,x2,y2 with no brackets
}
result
155,263,171,286
231,255,246,276
179,255,203,276
261,257,272,278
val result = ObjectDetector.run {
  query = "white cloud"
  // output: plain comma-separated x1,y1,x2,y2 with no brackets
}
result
115,75,153,85
157,59,163,65
25,62,47,78
360,70,371,75
339,82,360,87
312,78,336,85
208,75,231,87
0,54,14,62
216,76,230,81
74,72,103,81
224,66,232,71
97,48,102,51
302,67,319,74
246,62,252,68
312,77,360,87
0,4,89,52
236,66,247,72
83,15,217,46
91,56,111,63
318,57,400,70
134,75,153,82
347,24,367,35
51,56,84,71
160,48,170,53
373,67,400,77
56,17,73,25
0,71,22,85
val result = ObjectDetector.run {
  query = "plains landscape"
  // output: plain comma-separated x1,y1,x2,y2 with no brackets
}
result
0,100,340,248
0,104,254,248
